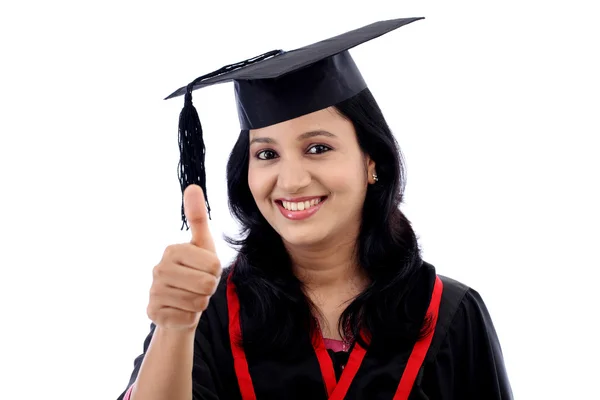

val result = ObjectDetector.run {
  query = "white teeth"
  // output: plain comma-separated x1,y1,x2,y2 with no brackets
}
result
281,198,322,211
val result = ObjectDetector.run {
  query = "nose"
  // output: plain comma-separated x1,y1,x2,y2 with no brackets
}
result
276,158,311,194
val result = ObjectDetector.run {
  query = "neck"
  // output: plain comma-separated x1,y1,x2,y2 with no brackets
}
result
285,234,370,338
286,235,366,291
283,227,371,339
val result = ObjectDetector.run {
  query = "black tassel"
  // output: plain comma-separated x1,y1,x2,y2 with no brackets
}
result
178,83,210,230
174,50,285,229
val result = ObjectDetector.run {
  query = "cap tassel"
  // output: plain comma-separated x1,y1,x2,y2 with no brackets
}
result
178,83,210,230
175,50,285,229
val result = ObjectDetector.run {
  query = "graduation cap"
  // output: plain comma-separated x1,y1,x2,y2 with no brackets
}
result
165,17,424,229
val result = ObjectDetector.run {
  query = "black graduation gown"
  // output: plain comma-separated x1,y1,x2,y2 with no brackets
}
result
117,263,513,399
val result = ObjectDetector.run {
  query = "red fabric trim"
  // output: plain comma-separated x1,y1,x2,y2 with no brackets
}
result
392,275,444,400
313,333,339,396
327,342,367,400
227,274,257,400
225,273,444,400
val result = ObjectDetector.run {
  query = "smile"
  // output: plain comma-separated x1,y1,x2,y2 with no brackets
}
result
274,196,327,220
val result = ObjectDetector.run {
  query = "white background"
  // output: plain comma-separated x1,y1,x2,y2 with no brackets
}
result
1,0,598,398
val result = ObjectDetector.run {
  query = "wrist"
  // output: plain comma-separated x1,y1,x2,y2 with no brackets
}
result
154,324,197,342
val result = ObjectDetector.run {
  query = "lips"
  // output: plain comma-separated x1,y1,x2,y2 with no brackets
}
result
274,196,327,220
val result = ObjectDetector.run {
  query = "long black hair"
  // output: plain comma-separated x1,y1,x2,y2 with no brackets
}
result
226,88,429,357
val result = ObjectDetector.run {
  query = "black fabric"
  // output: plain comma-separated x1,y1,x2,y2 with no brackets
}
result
414,286,514,399
244,328,328,400
233,51,366,130
328,349,350,380
164,17,423,130
116,263,513,400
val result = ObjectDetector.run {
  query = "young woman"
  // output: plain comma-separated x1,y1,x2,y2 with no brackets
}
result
117,18,513,400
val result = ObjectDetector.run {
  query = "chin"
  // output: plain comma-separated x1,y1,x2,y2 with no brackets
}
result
276,223,330,248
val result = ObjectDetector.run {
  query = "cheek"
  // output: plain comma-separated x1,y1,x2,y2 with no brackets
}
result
247,164,272,201
320,162,367,193
247,169,260,198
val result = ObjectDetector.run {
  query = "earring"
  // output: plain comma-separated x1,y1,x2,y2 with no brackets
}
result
372,172,378,183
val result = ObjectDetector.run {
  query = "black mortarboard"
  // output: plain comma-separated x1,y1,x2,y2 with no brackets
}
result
166,17,424,229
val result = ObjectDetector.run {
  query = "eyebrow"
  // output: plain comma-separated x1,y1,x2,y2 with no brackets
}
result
249,130,337,145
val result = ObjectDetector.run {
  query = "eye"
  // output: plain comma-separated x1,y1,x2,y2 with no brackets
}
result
306,144,332,155
256,149,279,160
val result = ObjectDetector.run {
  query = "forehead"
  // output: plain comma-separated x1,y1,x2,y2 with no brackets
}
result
249,107,353,139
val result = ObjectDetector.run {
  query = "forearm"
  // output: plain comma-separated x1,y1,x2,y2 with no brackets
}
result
130,326,196,400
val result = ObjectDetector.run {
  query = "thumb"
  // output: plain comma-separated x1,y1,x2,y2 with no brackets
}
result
183,184,216,253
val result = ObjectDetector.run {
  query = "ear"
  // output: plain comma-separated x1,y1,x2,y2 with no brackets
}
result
366,156,377,184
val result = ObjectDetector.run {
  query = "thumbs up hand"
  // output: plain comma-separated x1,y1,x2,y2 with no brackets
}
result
185,184,217,253
147,185,222,331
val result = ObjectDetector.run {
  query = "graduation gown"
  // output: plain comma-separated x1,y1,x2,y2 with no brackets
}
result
117,263,513,399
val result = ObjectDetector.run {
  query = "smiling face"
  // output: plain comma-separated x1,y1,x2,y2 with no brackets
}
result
248,107,377,248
